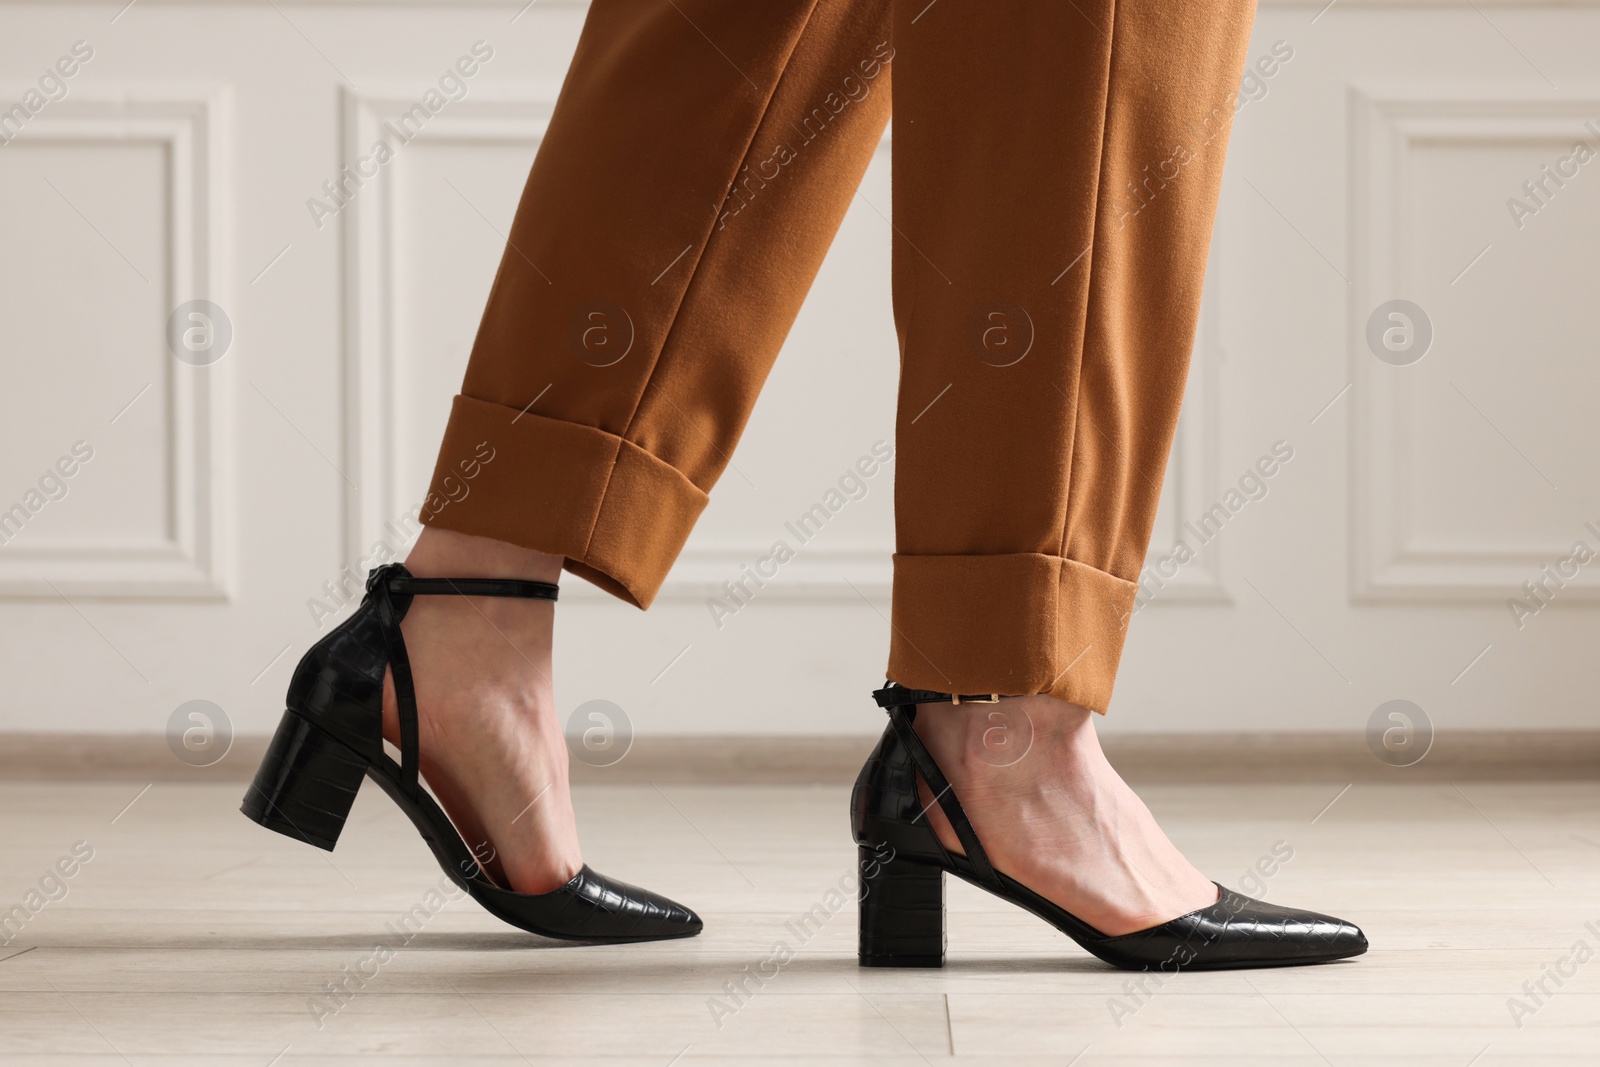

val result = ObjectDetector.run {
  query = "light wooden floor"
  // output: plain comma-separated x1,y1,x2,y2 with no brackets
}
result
1,778,1597,1065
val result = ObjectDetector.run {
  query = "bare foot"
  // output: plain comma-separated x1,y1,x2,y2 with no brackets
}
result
378,527,583,894
913,695,1218,936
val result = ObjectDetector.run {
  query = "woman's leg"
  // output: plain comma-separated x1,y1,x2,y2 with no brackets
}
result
887,0,1257,933
401,0,893,891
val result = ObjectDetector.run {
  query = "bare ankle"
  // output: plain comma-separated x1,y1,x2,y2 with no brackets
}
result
405,527,563,583
916,693,1102,774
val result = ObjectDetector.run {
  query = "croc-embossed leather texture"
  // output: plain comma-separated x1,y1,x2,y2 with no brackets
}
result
241,563,701,943
851,683,1366,970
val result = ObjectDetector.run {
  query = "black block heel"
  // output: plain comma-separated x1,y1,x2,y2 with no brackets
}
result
239,563,701,943
858,844,944,968
850,682,1368,970
242,710,369,852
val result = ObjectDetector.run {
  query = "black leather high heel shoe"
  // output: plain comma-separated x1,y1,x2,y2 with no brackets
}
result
241,562,702,943
851,683,1366,970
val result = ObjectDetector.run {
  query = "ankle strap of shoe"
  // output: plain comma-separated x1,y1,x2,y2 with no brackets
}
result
364,562,557,799
369,565,558,602
873,682,1001,890
872,684,1001,707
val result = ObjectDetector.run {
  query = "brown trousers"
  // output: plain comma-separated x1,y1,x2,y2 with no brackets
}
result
423,0,1257,712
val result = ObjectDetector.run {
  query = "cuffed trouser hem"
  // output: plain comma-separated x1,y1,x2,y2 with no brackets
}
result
421,394,707,609
886,553,1138,714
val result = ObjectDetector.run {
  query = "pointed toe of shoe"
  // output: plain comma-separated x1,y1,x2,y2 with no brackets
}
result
577,867,704,941
665,901,704,938
1183,887,1369,968
623,884,703,940
1245,912,1367,966
1253,902,1368,964
476,865,703,943
1315,915,1368,961
1093,886,1368,970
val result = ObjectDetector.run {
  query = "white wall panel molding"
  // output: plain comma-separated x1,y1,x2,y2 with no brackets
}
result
1350,85,1600,599
0,88,230,600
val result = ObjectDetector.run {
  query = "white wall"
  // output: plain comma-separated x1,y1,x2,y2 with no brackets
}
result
1,0,1598,741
